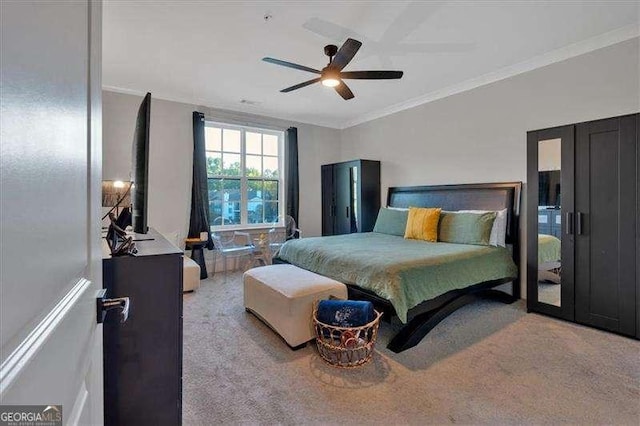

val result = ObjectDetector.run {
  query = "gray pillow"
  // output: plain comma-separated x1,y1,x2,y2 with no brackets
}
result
438,211,497,245
373,207,408,236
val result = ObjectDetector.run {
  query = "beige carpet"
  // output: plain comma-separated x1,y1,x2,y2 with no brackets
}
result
183,272,640,425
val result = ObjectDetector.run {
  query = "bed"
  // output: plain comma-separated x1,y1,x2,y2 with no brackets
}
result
278,233,517,323
538,234,561,284
276,182,522,352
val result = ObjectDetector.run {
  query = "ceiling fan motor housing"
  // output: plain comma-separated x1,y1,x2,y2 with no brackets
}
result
324,44,338,59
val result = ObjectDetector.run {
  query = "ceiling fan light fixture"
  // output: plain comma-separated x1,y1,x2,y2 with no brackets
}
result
263,38,403,100
321,77,340,87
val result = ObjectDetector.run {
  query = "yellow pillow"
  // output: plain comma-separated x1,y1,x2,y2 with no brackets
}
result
404,207,442,242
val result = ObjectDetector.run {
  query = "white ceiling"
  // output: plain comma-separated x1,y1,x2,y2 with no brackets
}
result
103,1,639,129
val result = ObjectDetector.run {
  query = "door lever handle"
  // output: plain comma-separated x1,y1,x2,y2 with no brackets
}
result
565,212,573,235
97,289,130,324
576,212,584,235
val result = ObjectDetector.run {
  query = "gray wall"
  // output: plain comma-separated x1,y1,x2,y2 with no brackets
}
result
102,91,341,241
339,38,640,294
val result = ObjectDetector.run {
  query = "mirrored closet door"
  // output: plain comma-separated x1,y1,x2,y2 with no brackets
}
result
527,125,575,321
527,114,638,338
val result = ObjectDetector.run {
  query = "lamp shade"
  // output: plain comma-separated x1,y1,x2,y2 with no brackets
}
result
102,180,132,207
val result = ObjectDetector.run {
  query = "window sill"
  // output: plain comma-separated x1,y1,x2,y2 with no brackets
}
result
210,224,284,233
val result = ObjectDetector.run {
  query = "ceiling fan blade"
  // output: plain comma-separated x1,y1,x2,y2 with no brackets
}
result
380,1,447,44
330,38,362,71
262,57,321,74
302,17,364,44
340,71,403,80
280,78,321,93
390,42,476,53
334,82,354,100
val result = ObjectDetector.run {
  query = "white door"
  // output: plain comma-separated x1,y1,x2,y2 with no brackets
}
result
1,1,104,425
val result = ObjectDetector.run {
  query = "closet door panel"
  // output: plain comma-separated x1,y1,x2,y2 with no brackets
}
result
321,160,381,236
619,115,638,336
321,165,334,236
333,163,353,235
575,115,637,336
526,126,574,320
359,160,381,232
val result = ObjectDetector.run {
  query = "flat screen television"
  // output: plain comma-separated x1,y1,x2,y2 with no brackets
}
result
538,170,561,207
131,92,151,234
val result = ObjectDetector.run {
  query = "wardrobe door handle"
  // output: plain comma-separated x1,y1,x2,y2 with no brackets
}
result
565,212,573,235
346,206,350,218
576,212,584,235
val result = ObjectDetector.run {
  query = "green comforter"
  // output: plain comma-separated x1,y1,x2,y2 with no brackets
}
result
538,234,561,264
278,232,518,323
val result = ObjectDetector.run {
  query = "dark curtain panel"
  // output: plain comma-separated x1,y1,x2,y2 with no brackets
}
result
285,127,299,227
188,111,214,249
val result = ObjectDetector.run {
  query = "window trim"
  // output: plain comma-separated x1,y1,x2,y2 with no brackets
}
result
205,120,285,231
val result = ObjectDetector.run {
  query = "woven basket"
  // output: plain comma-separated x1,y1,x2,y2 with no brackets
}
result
312,306,382,368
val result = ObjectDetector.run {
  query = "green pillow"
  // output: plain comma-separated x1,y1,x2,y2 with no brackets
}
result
373,207,408,237
438,211,497,245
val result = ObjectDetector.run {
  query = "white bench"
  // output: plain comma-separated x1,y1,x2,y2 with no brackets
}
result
183,256,201,292
243,265,347,349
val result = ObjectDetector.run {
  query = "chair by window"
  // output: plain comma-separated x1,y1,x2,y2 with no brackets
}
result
212,231,254,274
268,215,301,258
284,216,301,240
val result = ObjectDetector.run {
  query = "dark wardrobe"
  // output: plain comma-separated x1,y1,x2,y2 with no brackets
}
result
321,159,381,236
527,113,639,338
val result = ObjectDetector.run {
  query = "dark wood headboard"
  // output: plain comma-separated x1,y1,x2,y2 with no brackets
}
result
387,182,522,247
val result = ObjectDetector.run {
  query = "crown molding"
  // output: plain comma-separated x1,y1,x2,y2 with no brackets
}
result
101,85,341,129
339,25,639,129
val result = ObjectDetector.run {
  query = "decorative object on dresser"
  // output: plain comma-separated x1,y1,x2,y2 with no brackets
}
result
102,228,183,425
105,212,137,256
527,113,639,338
321,159,381,236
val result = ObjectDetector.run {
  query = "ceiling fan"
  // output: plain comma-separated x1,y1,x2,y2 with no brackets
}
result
262,38,403,100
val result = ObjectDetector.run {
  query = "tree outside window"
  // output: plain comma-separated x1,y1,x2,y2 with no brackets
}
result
205,124,283,228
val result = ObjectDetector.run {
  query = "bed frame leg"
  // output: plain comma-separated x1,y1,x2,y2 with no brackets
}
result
386,289,517,353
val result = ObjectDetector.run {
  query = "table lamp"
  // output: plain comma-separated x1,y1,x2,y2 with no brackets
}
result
102,180,132,216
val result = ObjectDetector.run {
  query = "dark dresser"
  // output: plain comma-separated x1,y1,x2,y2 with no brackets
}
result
102,228,183,425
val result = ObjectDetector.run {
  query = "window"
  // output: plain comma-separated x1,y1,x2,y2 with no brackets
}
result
205,122,284,228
